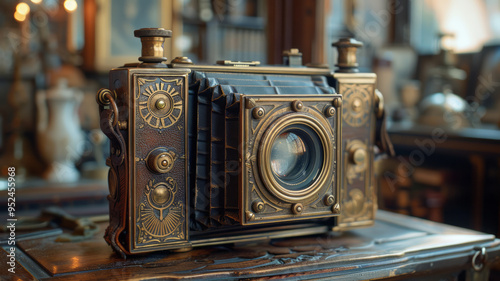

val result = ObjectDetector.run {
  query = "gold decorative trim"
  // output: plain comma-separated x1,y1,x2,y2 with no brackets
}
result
137,78,183,129
341,84,372,127
258,113,334,203
130,71,190,253
136,178,185,244
240,95,342,225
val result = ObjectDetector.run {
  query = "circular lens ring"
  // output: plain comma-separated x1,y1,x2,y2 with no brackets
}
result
270,125,323,190
258,113,334,203
270,131,306,179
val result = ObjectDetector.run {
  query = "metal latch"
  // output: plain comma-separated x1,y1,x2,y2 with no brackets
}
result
216,60,260,67
472,246,487,271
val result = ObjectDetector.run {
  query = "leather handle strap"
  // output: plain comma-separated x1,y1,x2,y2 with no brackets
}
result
375,89,395,157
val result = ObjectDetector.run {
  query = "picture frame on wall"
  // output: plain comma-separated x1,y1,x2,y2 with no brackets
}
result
89,0,180,72
468,43,500,125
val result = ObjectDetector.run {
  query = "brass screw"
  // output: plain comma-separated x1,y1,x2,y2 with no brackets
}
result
118,121,128,130
161,159,168,167
253,201,265,213
171,56,193,64
352,98,362,112
325,106,336,117
333,203,341,214
252,107,265,119
246,211,255,221
156,99,167,110
292,203,304,215
292,100,304,112
324,194,335,206
333,98,342,108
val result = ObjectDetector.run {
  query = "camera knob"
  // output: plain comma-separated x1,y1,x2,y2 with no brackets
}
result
134,28,172,64
146,148,177,174
332,38,363,73
350,147,367,166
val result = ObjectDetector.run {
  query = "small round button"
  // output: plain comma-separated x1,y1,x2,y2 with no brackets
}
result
152,185,170,205
352,148,367,165
156,99,167,110
252,201,265,213
352,98,362,112
292,100,303,112
325,105,336,117
147,148,177,174
349,148,367,167
324,194,335,206
292,203,304,215
253,107,265,119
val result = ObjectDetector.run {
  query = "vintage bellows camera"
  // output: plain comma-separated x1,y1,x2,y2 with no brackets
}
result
96,28,393,257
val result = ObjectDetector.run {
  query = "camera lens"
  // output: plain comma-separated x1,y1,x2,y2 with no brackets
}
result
258,113,334,203
271,132,305,177
269,124,323,191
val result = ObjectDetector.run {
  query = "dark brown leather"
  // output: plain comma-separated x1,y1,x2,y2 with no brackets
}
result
376,109,395,157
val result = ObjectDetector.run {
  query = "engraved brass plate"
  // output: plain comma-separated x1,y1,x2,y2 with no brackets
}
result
131,73,189,253
137,178,185,244
137,78,183,129
342,84,372,127
342,139,373,222
334,73,377,230
241,95,342,225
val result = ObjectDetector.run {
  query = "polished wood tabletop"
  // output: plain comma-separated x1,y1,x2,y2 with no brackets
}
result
1,210,499,280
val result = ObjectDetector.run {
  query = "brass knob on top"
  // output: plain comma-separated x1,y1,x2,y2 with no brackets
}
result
332,38,363,73
134,28,172,64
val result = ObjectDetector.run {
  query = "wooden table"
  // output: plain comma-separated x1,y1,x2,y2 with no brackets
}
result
1,210,499,280
0,179,109,221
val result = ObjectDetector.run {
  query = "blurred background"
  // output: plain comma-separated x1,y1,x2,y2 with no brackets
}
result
0,0,499,241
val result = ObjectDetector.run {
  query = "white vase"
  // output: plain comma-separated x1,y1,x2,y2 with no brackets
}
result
36,79,84,182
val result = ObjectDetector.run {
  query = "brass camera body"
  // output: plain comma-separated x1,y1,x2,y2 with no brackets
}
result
97,29,391,257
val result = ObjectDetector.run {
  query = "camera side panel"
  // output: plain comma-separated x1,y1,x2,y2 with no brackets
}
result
129,70,191,253
333,73,378,230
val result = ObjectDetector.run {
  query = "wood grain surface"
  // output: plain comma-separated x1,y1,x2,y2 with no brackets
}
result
3,211,499,280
